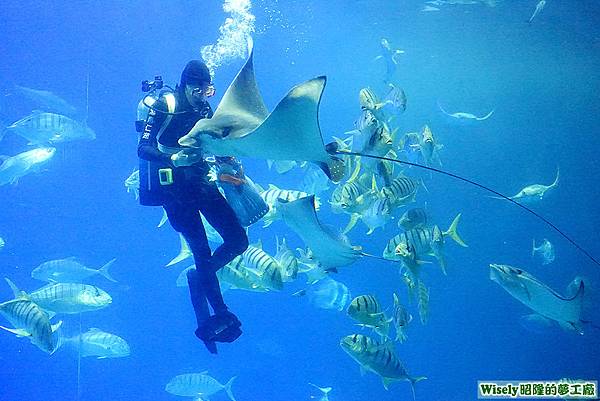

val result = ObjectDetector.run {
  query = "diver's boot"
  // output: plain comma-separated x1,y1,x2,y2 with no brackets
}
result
196,311,242,344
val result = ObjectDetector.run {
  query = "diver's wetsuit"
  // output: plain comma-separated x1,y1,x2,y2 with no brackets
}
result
137,88,248,329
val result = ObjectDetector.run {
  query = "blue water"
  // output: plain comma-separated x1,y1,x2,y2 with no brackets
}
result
1,1,599,400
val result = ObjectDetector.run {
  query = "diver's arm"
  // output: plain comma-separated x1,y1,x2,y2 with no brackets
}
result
137,101,173,164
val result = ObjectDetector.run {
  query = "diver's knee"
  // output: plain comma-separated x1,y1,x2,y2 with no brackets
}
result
186,268,199,283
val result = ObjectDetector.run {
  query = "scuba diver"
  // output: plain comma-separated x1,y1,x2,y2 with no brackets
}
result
137,60,248,354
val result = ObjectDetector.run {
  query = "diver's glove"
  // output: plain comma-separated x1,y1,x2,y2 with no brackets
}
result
171,149,203,167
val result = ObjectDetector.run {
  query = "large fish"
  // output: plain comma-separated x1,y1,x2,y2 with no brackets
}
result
0,281,62,354
0,147,55,186
60,328,130,359
6,279,111,314
489,264,587,334
179,39,345,183
340,334,426,398
31,257,117,283
165,372,236,401
6,111,95,145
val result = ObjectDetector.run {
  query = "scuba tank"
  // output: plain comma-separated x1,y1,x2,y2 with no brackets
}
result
135,75,164,133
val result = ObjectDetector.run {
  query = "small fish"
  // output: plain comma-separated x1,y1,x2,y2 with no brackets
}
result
489,264,587,334
0,237,5,251
492,167,559,203
422,5,440,11
381,174,421,207
532,238,555,265
392,293,412,342
165,372,236,401
340,334,426,397
330,179,371,214
347,295,391,338
31,257,117,283
266,159,301,174
6,111,95,145
301,164,330,195
6,279,111,314
374,38,405,83
401,132,423,164
361,196,393,235
124,169,139,200
293,277,351,311
528,0,546,23
419,125,443,168
0,281,62,354
217,258,269,292
438,102,494,122
14,85,78,117
399,207,428,230
62,328,130,359
0,147,56,186
274,237,299,282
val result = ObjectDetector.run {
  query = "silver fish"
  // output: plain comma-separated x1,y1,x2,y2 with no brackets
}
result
0,147,56,186
528,0,546,23
493,168,559,204
31,257,117,283
165,372,236,400
294,277,350,311
6,111,95,145
274,237,298,282
63,328,130,359
241,241,284,291
489,264,586,334
347,295,391,338
0,237,5,251
6,279,111,314
382,83,407,113
361,196,393,235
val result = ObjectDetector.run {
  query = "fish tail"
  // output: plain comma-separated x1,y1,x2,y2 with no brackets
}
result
165,233,191,267
532,239,536,257
443,213,468,247
157,209,169,228
99,258,117,282
552,166,560,187
409,376,427,401
224,376,237,401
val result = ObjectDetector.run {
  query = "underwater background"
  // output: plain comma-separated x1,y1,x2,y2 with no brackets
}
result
1,1,599,400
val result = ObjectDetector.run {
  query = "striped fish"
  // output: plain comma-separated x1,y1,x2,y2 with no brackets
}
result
65,328,130,359
0,279,62,354
417,280,429,325
398,207,428,231
392,293,412,343
381,175,421,208
340,334,426,397
330,180,369,214
274,237,298,282
165,372,236,400
217,257,269,292
360,196,392,235
6,111,95,145
12,280,112,314
347,295,390,338
241,242,283,291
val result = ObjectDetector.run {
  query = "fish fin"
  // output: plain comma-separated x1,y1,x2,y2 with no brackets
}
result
46,311,56,320
359,365,367,377
532,238,536,257
224,376,237,401
165,233,191,267
443,213,468,247
4,277,26,299
552,166,560,188
347,157,362,183
366,228,375,235
266,159,273,170
51,320,63,333
373,55,383,62
0,326,31,337
557,320,584,335
157,209,168,228
98,258,117,282
382,377,395,390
